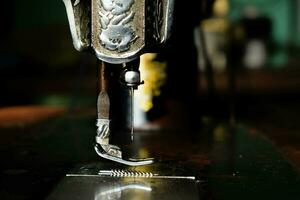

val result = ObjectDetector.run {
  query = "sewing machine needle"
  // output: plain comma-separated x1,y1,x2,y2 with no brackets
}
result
130,87,134,141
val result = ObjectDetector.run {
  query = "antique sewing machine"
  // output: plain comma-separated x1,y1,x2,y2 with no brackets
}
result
61,0,174,166
47,1,203,199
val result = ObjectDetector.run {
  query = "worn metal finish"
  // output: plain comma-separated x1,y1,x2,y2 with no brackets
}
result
62,0,174,63
62,0,91,51
91,0,139,63
94,0,140,53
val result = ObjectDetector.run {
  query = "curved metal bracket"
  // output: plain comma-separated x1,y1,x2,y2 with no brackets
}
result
62,0,91,51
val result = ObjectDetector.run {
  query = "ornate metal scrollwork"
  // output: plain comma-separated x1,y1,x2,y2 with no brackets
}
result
62,0,174,63
98,0,137,52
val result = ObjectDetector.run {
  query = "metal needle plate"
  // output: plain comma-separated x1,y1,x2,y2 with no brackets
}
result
46,163,200,200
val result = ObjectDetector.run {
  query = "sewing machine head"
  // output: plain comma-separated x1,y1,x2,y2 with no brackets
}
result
62,0,173,62
62,0,174,166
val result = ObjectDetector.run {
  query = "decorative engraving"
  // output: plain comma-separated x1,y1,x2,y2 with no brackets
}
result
98,0,137,52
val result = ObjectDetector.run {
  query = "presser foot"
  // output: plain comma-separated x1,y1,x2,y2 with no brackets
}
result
95,119,154,166
94,143,154,166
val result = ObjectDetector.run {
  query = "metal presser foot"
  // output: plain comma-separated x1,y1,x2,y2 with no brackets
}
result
95,61,154,166
94,118,154,166
94,144,154,166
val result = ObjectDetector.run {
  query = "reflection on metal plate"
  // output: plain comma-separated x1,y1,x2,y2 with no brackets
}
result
47,163,200,200
47,176,199,200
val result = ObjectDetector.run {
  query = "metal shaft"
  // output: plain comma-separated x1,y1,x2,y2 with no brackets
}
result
130,87,134,141
97,61,110,120
99,61,108,92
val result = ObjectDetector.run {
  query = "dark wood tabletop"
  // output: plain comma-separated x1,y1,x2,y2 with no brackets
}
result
0,106,300,199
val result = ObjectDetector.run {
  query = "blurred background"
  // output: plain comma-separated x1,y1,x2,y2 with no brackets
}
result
1,0,300,167
0,0,299,122
0,0,97,109
1,0,300,199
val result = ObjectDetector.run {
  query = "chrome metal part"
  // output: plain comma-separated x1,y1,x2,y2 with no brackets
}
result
99,169,156,178
94,144,154,166
117,60,143,142
62,0,174,63
47,175,199,200
97,169,196,180
124,71,141,86
62,0,91,51
95,182,152,200
47,163,200,200
120,60,144,89
129,87,134,141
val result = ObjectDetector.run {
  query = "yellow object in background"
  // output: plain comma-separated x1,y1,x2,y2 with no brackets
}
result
138,53,167,111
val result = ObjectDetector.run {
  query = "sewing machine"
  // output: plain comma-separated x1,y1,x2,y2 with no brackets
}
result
47,1,204,199
61,0,174,166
